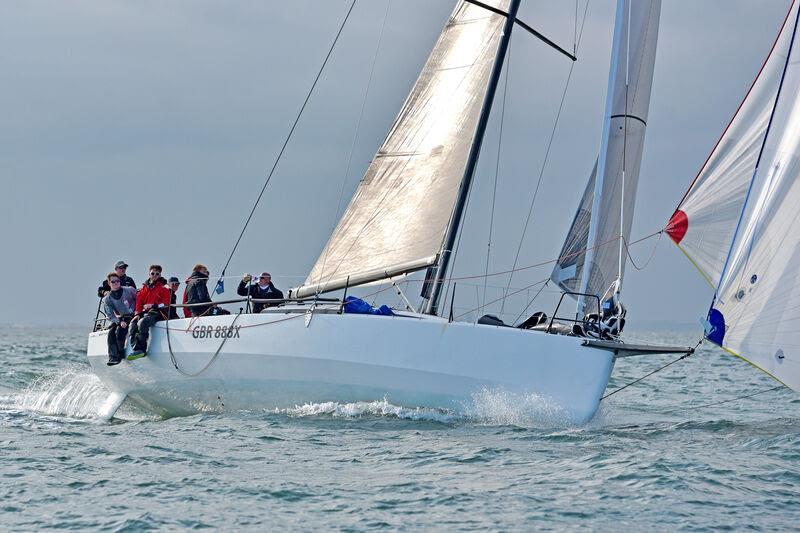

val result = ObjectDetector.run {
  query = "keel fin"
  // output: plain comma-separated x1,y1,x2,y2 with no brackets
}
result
97,391,127,421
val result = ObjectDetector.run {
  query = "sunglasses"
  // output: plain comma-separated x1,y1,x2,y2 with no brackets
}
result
260,276,270,279
150,271,161,276
110,279,121,284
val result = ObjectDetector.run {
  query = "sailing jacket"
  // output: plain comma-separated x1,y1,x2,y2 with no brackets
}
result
97,275,136,298
135,278,171,318
237,281,284,313
185,271,213,317
103,287,137,323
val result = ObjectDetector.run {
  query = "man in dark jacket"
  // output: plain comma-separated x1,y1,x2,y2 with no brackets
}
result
97,260,137,297
237,272,284,313
167,276,181,320
185,264,215,317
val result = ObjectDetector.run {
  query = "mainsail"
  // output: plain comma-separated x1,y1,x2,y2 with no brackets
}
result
669,1,800,391
293,1,510,298
552,0,661,313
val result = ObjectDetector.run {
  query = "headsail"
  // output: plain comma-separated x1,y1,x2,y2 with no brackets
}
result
670,1,800,391
666,1,798,287
552,0,661,313
292,1,510,298
551,160,597,293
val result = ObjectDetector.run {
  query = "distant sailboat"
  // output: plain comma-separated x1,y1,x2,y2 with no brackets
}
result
668,0,800,391
87,0,691,423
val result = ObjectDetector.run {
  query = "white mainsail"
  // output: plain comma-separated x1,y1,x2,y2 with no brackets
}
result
552,0,661,313
670,1,800,391
293,1,510,298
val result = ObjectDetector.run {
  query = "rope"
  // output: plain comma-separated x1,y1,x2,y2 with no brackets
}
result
166,309,245,377
214,0,358,291
663,384,784,414
624,229,663,271
512,279,549,325
601,338,702,401
481,38,511,317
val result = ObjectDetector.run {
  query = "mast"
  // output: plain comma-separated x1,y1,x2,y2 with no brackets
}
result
425,0,522,316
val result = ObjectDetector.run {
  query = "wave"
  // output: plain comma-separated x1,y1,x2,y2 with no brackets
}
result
0,365,147,421
283,398,461,424
280,388,601,429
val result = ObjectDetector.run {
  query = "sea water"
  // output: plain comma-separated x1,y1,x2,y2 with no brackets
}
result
1,326,798,530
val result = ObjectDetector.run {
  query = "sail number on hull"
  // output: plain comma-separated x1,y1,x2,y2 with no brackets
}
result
191,325,242,339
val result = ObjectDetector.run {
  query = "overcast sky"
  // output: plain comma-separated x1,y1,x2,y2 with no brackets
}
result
0,0,790,327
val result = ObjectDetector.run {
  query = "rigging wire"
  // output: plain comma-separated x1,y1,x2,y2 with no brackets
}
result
213,0,358,292
600,338,702,401
318,0,392,283
663,384,785,414
623,229,663,271
481,41,513,317
499,0,592,315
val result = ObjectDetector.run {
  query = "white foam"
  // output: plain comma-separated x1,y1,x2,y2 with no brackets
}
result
0,365,143,421
464,388,578,428
285,398,461,424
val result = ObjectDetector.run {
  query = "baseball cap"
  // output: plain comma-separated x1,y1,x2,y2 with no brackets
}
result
168,276,180,283
115,260,129,269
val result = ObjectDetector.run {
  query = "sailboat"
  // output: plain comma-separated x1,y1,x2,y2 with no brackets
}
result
86,0,692,423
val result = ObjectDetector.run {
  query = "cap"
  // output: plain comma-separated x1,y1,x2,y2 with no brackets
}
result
259,272,271,278
168,276,180,284
115,260,128,269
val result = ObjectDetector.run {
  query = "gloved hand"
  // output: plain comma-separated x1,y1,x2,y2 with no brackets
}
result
243,273,252,283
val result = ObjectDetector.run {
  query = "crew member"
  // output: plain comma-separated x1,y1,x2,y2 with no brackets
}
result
128,265,170,359
97,260,137,297
102,272,137,365
167,276,181,320
185,264,228,316
237,272,284,313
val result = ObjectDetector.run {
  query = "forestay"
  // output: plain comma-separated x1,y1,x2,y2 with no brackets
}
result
671,1,800,391
552,0,661,312
293,1,509,298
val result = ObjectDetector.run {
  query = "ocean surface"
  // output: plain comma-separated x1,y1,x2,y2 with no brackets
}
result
0,326,798,531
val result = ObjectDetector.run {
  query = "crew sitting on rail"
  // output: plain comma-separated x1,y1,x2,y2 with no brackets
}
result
102,272,137,366
97,260,137,298
237,272,284,313
185,263,229,317
128,265,171,359
167,276,181,320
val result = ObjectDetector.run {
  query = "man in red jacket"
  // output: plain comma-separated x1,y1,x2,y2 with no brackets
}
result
129,264,171,359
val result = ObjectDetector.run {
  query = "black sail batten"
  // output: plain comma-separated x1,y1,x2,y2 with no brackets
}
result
464,0,577,61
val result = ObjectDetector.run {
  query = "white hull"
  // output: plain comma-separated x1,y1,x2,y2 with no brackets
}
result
87,306,615,423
